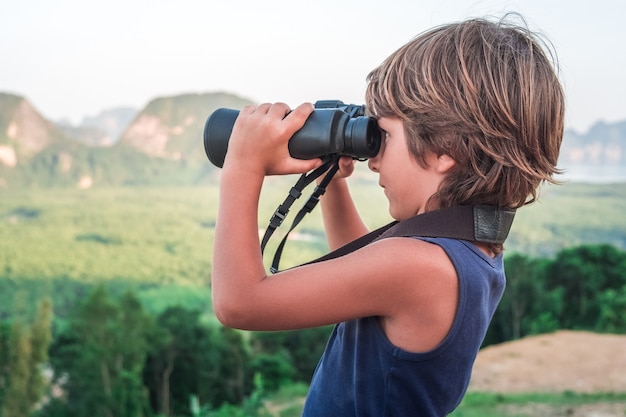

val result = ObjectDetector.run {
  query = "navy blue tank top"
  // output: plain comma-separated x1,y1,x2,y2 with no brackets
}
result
302,238,505,417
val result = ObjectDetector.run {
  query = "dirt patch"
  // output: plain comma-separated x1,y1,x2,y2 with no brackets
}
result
469,330,626,394
501,402,626,417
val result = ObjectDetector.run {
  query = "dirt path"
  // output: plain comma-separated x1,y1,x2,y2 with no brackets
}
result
469,330,626,393
467,331,626,416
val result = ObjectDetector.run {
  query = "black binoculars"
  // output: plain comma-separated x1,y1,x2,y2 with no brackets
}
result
203,100,381,168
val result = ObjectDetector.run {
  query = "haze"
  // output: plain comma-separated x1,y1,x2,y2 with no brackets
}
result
1,0,624,133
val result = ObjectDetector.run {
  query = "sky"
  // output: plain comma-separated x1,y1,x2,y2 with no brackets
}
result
1,0,624,133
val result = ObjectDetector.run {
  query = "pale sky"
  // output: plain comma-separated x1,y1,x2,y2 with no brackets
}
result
1,0,624,133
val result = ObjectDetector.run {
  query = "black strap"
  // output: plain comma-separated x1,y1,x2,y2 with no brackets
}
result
376,205,516,243
269,157,341,273
302,205,515,267
260,156,339,254
261,158,516,272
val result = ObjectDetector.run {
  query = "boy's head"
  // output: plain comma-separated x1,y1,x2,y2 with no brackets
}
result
365,14,564,209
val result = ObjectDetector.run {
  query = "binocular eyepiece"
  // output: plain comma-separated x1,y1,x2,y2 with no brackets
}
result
203,100,381,168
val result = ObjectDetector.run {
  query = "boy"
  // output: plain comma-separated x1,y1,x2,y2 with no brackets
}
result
211,15,564,416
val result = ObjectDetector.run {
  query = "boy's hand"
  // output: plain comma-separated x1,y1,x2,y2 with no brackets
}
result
222,102,323,176
335,156,356,179
317,156,355,186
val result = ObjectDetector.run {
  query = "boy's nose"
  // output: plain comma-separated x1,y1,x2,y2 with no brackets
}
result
368,154,380,172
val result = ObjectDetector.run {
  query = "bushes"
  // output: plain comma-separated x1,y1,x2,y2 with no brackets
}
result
14,286,330,417
18,239,624,416
486,243,626,346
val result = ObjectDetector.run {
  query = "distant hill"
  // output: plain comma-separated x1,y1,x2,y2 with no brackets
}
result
1,89,625,188
560,121,626,166
58,107,138,147
119,92,252,161
0,92,66,164
0,91,254,188
0,92,100,188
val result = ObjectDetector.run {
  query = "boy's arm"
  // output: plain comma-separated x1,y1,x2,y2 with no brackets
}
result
210,103,458,353
319,168,369,250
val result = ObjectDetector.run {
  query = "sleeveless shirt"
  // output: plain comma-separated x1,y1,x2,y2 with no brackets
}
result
302,238,506,417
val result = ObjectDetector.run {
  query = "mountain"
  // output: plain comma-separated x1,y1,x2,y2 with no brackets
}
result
2,89,625,188
119,92,252,161
0,92,66,165
0,92,94,188
0,91,254,188
560,121,626,166
58,107,138,147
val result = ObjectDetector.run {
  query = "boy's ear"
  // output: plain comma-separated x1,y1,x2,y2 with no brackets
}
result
436,154,456,173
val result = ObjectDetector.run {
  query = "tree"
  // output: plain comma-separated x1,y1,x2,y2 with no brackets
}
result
486,244,626,346
501,253,543,339
0,322,9,407
546,244,626,329
1,297,53,417
597,285,626,333
46,287,153,417
144,306,250,416
249,354,294,392
28,297,53,407
1,321,31,417
250,326,332,386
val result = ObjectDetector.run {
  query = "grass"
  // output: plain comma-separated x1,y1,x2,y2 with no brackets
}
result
449,391,626,417
257,389,626,417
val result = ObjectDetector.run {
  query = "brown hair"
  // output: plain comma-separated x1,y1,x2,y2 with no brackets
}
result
365,14,564,211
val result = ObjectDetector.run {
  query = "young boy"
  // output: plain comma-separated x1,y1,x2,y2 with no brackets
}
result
211,15,564,416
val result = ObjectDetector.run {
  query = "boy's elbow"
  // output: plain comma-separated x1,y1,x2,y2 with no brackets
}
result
213,301,243,328
212,295,257,330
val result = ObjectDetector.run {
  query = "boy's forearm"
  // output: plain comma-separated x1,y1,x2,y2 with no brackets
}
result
321,177,369,250
212,167,267,318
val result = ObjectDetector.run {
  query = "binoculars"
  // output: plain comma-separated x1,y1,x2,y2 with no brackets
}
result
203,100,381,168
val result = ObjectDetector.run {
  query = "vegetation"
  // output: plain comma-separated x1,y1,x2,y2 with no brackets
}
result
0,298,52,417
0,91,255,188
507,181,626,256
138,92,253,162
0,286,330,417
484,243,626,345
1,180,625,415
449,391,626,417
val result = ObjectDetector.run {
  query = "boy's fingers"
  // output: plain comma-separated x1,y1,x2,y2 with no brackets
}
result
286,102,314,123
267,102,291,118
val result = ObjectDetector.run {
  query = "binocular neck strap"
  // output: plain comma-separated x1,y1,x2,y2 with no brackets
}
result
304,205,516,266
261,155,341,272
261,157,516,273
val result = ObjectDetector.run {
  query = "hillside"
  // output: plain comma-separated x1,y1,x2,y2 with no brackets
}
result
2,89,626,188
469,330,626,394
561,121,626,166
0,92,66,164
0,91,254,188
58,107,138,146
120,92,252,161
0,93,109,188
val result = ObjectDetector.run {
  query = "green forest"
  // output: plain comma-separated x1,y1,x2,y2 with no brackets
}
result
1,179,626,416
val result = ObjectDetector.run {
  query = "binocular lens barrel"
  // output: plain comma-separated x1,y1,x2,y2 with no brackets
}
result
203,106,381,168
204,108,239,168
